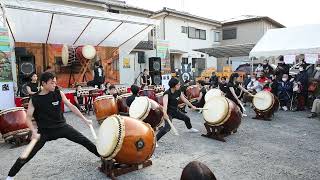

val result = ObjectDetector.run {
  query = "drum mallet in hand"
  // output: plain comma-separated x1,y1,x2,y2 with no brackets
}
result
89,124,97,141
20,135,40,159
164,118,179,136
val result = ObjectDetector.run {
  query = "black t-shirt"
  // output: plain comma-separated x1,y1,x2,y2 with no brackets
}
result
219,83,228,94
74,90,84,104
126,94,138,107
199,87,206,104
163,89,181,112
31,89,66,132
94,67,104,83
27,82,39,93
141,75,151,85
225,82,239,100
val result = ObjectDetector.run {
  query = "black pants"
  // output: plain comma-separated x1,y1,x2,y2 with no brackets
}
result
87,80,102,88
192,100,205,108
156,110,192,141
8,124,99,177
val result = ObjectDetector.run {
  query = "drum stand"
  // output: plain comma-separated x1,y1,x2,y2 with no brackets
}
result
5,130,31,147
201,122,237,142
252,110,273,121
100,158,152,179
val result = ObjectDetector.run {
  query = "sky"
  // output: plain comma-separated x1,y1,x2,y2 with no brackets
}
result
125,0,320,27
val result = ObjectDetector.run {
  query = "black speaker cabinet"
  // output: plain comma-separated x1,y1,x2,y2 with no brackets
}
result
149,57,161,85
138,51,145,64
16,55,35,97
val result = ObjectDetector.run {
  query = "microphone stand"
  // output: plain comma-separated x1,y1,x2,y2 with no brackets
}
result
134,72,143,85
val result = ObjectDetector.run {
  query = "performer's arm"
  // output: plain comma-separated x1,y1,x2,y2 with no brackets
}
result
238,85,253,96
229,87,242,104
149,77,152,85
26,100,39,139
162,94,169,119
26,86,36,95
180,93,196,110
197,92,203,101
60,91,92,127
140,76,146,85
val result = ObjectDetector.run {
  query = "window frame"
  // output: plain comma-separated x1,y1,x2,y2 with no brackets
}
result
188,27,206,40
222,28,237,40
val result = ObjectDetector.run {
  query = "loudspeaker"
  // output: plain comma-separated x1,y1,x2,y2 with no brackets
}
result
16,55,35,97
149,57,161,85
138,51,145,64
14,47,27,56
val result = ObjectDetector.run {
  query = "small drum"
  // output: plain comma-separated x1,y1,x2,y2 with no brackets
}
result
205,89,224,102
186,85,200,102
252,91,279,117
129,97,164,129
139,89,156,101
202,96,242,134
97,115,155,165
117,93,132,113
61,45,76,66
94,95,119,122
0,107,30,140
76,45,96,60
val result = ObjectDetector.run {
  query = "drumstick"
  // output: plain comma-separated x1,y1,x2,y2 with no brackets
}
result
164,118,179,136
20,136,40,159
195,108,209,110
89,124,97,140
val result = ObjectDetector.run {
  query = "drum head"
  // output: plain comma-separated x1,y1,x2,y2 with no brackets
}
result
94,95,114,102
82,45,96,60
120,93,132,98
253,91,273,111
97,115,125,159
203,97,229,125
61,44,69,66
205,89,224,102
129,97,150,120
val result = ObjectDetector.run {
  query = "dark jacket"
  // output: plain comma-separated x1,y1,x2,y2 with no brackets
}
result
209,75,219,88
295,71,308,91
277,80,293,100
275,64,290,80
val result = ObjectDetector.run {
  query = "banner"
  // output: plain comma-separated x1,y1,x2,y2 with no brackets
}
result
0,26,15,110
156,40,170,74
305,54,318,64
284,55,295,64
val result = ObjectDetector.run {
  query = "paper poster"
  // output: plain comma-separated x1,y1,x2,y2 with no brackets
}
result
305,54,318,64
284,55,295,64
123,57,130,68
0,82,15,109
161,74,172,90
156,40,170,73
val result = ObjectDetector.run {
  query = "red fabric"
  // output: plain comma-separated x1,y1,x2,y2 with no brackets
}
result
15,97,23,107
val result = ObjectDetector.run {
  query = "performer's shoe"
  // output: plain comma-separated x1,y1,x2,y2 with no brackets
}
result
6,176,14,180
187,128,199,133
282,106,288,111
242,114,248,117
156,142,159,147
308,113,317,118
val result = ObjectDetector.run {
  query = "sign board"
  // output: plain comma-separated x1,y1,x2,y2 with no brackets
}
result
305,54,318,64
284,55,295,64
156,40,170,74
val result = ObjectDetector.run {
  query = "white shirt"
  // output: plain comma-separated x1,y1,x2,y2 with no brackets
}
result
247,80,262,92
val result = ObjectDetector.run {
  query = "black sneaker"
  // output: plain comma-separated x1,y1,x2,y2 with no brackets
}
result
308,113,317,118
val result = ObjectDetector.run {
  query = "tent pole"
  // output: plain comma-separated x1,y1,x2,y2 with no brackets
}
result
251,57,254,75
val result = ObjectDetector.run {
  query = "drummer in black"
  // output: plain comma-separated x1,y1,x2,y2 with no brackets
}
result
126,84,140,107
225,73,252,114
192,80,207,108
26,73,39,96
140,69,152,88
6,72,99,180
156,78,199,143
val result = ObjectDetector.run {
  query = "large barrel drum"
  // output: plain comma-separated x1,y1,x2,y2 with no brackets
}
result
93,95,118,123
96,115,156,165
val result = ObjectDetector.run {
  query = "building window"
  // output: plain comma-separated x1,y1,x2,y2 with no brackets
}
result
188,27,206,40
214,31,221,42
181,26,188,34
222,28,237,40
182,58,188,64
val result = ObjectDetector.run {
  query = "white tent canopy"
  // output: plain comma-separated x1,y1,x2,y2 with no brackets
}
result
250,24,320,58
0,0,159,47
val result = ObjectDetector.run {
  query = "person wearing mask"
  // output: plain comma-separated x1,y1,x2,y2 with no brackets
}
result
209,72,219,88
255,63,263,78
140,69,152,89
247,74,262,93
225,73,253,114
192,80,207,108
73,85,85,112
126,84,140,107
156,78,199,144
275,55,290,81
295,66,309,111
104,82,111,95
277,74,293,111
204,77,211,86
243,73,251,89
218,77,228,94
87,61,105,88
26,73,39,96
262,59,274,78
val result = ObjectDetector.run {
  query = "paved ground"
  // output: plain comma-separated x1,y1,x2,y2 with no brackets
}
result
1,108,320,180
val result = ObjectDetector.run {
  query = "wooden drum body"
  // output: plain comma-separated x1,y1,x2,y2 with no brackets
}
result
94,95,119,122
155,92,164,105
129,97,163,129
117,93,132,113
139,89,156,101
202,97,242,134
186,85,200,102
97,115,155,165
253,91,279,119
0,107,29,140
